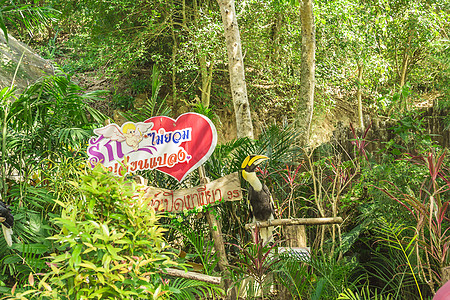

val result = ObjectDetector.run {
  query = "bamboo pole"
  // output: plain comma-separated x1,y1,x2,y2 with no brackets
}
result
198,166,236,299
198,166,229,272
244,217,343,230
163,268,221,285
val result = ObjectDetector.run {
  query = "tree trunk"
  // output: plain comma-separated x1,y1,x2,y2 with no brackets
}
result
170,1,178,116
270,13,283,63
217,0,254,139
194,0,214,108
399,52,409,111
199,54,214,108
297,0,315,146
356,63,364,129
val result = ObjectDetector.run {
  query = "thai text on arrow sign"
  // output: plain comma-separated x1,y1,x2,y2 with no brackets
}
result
140,172,242,213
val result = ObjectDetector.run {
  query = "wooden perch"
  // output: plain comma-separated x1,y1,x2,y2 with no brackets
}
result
162,268,222,285
244,217,343,230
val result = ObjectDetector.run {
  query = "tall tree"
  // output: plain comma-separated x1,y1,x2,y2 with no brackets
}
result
217,0,254,139
370,0,443,110
298,0,315,146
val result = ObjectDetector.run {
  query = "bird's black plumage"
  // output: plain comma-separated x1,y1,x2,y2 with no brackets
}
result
0,201,13,228
248,183,275,222
0,201,14,246
242,155,275,244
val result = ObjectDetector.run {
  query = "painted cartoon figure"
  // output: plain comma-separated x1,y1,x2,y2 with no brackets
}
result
94,122,153,151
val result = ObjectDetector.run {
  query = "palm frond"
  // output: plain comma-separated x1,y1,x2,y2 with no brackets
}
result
205,137,251,179
54,127,92,150
338,287,391,300
171,225,218,275
273,254,313,298
167,278,223,300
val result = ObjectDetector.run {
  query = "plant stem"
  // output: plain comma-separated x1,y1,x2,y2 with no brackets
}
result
394,230,424,300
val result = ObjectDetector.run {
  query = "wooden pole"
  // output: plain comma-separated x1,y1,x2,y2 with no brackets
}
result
162,268,221,285
244,217,343,230
198,166,235,299
442,266,450,285
198,166,229,271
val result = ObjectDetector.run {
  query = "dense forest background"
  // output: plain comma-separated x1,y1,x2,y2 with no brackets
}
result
1,0,450,299
9,0,450,143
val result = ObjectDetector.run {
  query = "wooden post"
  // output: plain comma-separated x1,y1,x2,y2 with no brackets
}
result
280,225,307,299
285,225,307,248
442,266,450,285
198,166,235,300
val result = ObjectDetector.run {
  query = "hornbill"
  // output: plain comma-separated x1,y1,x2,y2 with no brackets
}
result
0,201,13,247
241,155,275,244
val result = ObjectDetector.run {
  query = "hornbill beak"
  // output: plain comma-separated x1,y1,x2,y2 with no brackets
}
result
241,155,269,170
241,155,270,182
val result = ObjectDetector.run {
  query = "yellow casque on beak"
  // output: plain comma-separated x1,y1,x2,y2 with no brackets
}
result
242,169,248,181
241,155,269,169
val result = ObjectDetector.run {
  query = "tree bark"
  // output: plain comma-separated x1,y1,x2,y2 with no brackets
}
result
356,63,364,128
297,0,315,146
198,166,236,300
199,54,214,108
170,1,178,116
217,0,254,139
194,0,214,108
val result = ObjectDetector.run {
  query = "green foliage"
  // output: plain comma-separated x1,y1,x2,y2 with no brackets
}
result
309,250,360,300
0,182,57,293
2,0,450,299
193,102,219,125
0,0,59,41
0,74,109,288
374,149,450,294
362,244,419,299
6,164,177,299
1,70,107,198
205,137,251,180
229,238,282,299
384,111,434,155
272,253,314,299
167,278,220,300
338,285,394,300
121,65,171,121
171,225,218,276
0,79,96,286
434,38,450,116
374,219,423,300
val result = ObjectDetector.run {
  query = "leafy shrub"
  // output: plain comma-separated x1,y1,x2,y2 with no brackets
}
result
5,164,178,299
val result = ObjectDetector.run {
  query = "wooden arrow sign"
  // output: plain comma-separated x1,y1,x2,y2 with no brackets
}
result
140,172,242,213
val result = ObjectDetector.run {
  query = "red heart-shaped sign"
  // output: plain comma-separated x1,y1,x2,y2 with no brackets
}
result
88,113,217,181
144,113,217,182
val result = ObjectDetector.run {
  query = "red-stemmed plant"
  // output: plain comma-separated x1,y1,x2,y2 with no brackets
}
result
350,122,372,161
374,149,450,294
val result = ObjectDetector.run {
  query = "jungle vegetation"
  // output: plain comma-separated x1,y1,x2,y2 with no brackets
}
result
0,0,450,299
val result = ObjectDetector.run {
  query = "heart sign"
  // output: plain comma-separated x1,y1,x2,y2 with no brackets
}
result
87,112,217,182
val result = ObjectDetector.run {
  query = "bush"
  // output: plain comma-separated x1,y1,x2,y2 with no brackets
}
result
5,164,177,299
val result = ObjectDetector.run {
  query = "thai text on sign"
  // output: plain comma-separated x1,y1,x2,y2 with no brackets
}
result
87,113,217,182
140,172,242,213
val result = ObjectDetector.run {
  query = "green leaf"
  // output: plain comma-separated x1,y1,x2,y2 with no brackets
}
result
0,11,8,43
79,261,98,271
89,287,111,298
55,218,79,234
71,244,82,269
